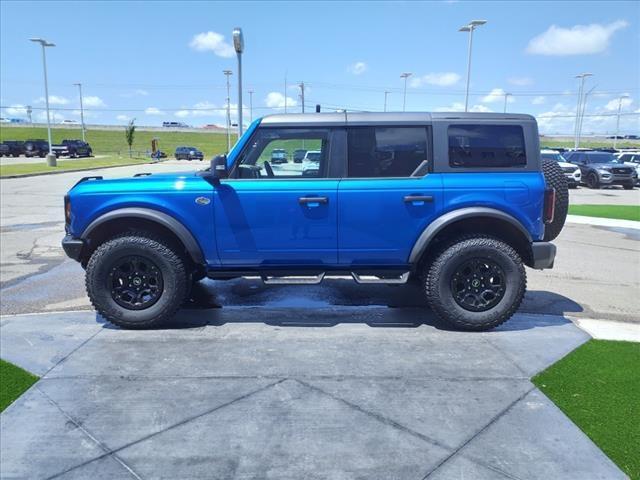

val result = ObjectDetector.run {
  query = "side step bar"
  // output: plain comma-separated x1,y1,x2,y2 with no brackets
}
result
258,272,410,285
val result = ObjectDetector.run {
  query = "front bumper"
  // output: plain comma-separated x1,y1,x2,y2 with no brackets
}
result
598,173,635,185
531,242,556,270
563,171,581,186
62,235,84,262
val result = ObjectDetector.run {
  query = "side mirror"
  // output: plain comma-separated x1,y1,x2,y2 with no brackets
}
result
207,154,228,184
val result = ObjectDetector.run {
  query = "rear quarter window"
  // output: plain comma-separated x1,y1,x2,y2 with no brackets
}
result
448,125,526,168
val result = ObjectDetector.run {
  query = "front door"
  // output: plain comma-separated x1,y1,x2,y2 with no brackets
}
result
214,127,339,267
338,126,442,266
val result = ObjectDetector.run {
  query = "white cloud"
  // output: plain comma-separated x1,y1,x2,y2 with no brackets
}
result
604,96,633,111
36,95,68,105
189,31,235,58
175,110,190,118
116,114,130,122
265,92,297,109
347,62,367,75
508,77,533,86
192,101,220,116
120,89,148,98
410,72,461,87
532,96,546,105
535,100,640,135
481,88,513,104
36,111,65,122
145,107,164,115
434,102,492,113
4,104,27,116
526,20,628,56
82,96,105,107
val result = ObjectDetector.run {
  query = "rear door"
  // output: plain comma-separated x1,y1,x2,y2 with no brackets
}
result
338,126,442,266
214,127,340,267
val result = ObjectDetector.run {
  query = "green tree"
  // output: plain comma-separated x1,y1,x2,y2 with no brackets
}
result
125,119,136,157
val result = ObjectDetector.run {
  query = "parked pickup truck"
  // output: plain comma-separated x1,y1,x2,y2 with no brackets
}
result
62,112,568,331
52,140,93,158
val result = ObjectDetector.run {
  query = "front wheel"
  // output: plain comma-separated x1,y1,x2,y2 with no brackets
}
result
586,173,600,189
424,236,526,331
623,183,635,190
85,234,189,329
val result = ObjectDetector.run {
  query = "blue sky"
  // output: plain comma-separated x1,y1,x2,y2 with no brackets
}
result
1,0,638,134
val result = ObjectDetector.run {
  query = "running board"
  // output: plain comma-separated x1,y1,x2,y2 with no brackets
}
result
351,272,410,284
261,273,325,285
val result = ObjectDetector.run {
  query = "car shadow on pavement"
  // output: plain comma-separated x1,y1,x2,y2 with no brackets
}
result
95,284,583,333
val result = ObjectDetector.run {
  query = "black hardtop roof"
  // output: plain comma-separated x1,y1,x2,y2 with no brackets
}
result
259,111,536,127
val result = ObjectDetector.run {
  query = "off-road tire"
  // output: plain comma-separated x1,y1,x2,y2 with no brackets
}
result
541,158,569,241
85,233,189,329
424,236,526,331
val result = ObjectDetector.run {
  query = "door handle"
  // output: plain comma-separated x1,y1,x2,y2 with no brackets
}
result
299,196,328,206
404,195,433,204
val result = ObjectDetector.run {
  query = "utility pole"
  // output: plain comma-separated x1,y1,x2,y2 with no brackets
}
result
613,95,629,150
30,37,56,166
284,72,288,113
400,73,412,112
73,82,85,141
26,105,33,125
459,20,487,112
223,69,232,153
248,90,254,122
573,73,592,149
299,82,305,113
577,85,597,148
503,92,511,113
232,28,244,136
384,91,389,112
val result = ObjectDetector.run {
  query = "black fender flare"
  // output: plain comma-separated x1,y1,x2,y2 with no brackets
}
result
81,207,205,264
408,207,532,264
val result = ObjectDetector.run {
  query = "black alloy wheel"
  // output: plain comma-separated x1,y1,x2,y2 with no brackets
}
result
450,258,505,312
109,255,164,310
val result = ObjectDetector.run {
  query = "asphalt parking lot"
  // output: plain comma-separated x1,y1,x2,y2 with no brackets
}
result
0,160,638,479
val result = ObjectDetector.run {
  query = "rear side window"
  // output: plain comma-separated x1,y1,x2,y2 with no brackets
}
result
448,125,526,168
347,127,429,178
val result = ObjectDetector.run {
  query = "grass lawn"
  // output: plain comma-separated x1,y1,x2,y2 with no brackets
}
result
1,125,234,159
0,155,157,177
533,340,640,479
568,204,640,222
0,359,38,412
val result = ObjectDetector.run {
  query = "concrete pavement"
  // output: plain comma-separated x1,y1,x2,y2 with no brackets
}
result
0,309,626,480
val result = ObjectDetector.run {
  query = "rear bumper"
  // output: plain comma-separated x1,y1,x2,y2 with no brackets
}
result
62,235,84,262
531,242,556,270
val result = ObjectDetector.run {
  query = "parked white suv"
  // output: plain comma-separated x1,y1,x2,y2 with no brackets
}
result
541,150,581,188
615,151,640,185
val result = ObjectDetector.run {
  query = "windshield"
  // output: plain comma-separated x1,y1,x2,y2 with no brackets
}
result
541,153,565,162
306,152,321,161
587,152,619,164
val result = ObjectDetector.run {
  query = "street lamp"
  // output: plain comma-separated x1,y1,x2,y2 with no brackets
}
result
573,73,593,149
73,82,85,141
248,90,254,122
384,91,390,112
613,94,629,150
459,20,487,112
223,70,232,153
233,27,244,136
400,73,412,112
29,37,56,166
503,92,511,113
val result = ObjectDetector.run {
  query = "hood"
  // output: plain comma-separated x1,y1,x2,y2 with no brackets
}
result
590,162,634,169
558,161,578,169
69,170,211,195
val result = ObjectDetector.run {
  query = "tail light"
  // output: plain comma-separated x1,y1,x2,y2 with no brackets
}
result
64,195,71,230
544,188,555,224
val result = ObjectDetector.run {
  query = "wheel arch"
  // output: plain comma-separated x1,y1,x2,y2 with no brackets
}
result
80,207,205,265
409,207,534,268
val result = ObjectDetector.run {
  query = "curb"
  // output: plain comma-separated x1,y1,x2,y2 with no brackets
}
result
572,318,640,342
0,159,167,179
566,214,640,230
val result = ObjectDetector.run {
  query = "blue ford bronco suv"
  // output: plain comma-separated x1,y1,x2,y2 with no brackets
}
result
62,113,568,331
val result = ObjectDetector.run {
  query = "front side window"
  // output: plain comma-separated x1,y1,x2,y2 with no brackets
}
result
347,127,428,178
448,125,526,168
234,128,329,179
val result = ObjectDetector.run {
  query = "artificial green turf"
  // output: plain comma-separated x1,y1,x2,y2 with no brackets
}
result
568,204,640,222
0,359,38,412
533,340,640,479
0,155,157,177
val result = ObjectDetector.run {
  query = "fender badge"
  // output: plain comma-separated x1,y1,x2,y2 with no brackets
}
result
195,196,210,205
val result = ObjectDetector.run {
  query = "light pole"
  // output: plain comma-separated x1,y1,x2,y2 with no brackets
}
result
459,20,487,113
223,69,232,153
573,73,592,149
384,91,389,112
29,37,56,166
613,94,629,149
503,92,511,113
248,90,254,122
298,82,305,113
73,82,85,141
233,28,244,137
400,73,412,111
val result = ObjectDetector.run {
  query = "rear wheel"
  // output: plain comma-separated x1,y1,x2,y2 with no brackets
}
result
424,236,526,331
623,183,634,190
85,234,189,329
